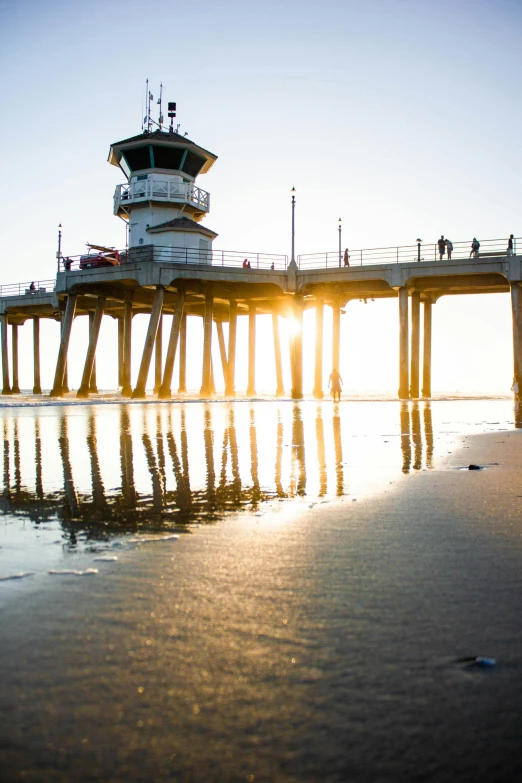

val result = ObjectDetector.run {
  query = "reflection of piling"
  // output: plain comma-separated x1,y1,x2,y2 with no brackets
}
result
142,415,163,513
400,402,411,473
13,419,21,495
423,403,434,468
249,408,260,502
59,415,79,517
35,419,43,498
411,402,422,470
87,412,107,510
2,420,10,496
316,407,327,496
156,412,167,496
204,409,216,505
120,407,136,507
332,407,344,495
275,414,284,497
292,404,306,496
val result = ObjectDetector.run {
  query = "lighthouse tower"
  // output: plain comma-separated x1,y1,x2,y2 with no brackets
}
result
109,93,218,263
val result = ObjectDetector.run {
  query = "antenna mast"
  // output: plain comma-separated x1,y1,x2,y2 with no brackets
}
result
157,83,164,131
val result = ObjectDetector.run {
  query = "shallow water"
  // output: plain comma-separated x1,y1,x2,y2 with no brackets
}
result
1,398,522,782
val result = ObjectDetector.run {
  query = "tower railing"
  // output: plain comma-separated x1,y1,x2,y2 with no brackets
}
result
298,236,520,269
114,180,210,213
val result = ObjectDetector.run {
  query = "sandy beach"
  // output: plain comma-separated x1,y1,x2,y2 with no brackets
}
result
1,409,522,782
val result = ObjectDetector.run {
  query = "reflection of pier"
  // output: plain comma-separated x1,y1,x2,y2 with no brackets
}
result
0,403,437,543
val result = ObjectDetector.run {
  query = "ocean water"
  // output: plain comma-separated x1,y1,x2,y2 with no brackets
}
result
1,398,522,782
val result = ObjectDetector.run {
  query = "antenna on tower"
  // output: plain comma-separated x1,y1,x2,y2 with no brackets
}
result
157,83,164,131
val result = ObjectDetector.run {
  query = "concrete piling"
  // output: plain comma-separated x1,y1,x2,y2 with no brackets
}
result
77,297,105,398
247,305,256,397
225,302,237,396
11,324,20,394
33,317,42,395
313,301,324,399
410,291,420,398
122,300,132,398
132,287,165,399
153,315,163,393
1,315,11,395
200,292,213,397
511,283,522,386
398,287,409,400
291,298,303,399
178,314,187,393
88,311,98,394
272,312,284,397
158,291,185,399
422,300,432,398
50,295,77,398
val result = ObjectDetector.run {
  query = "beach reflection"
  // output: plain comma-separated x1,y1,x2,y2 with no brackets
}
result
0,400,444,544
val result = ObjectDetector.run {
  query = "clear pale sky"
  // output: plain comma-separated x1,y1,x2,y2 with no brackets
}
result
1,0,521,394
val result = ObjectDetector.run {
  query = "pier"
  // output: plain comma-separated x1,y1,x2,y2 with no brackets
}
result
0,239,520,400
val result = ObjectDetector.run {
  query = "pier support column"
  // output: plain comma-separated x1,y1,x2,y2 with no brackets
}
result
216,321,228,389
247,305,256,397
291,298,304,400
61,314,70,394
1,315,11,395
50,295,77,398
398,287,409,400
117,317,124,388
313,301,324,398
11,324,20,394
88,311,98,394
33,317,42,394
200,293,214,397
159,291,185,399
410,291,420,398
422,299,432,398
511,283,522,386
77,297,105,398
132,287,165,398
332,302,341,374
122,300,132,398
225,301,237,396
272,312,284,396
178,314,187,393
153,315,163,393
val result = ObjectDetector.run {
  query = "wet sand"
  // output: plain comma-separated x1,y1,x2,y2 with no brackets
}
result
2,427,522,782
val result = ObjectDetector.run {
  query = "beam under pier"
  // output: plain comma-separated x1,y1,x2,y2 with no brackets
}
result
272,312,284,397
398,287,409,400
200,293,213,397
132,286,165,398
158,291,185,399
313,301,324,399
511,283,522,387
247,305,256,397
77,297,106,398
422,300,432,398
178,314,187,393
50,295,77,398
1,315,11,395
122,300,132,398
225,302,237,396
291,298,303,399
88,311,98,394
11,324,20,394
33,317,42,394
410,291,420,398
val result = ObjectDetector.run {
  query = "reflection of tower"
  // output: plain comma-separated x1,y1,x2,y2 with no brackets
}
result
400,402,411,474
316,408,327,496
423,403,434,468
332,407,344,496
109,99,218,262
411,403,422,471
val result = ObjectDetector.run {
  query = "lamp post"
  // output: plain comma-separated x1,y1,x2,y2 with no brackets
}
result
338,217,342,266
57,224,62,273
416,238,422,263
291,187,296,263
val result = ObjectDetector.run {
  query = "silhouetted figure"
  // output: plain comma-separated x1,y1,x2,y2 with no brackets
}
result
343,248,350,266
446,239,453,260
470,237,480,258
507,234,514,256
328,369,343,402
29,281,35,291
438,235,446,261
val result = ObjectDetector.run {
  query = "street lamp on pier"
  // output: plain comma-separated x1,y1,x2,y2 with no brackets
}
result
416,238,422,263
338,217,342,266
291,187,296,264
57,224,62,273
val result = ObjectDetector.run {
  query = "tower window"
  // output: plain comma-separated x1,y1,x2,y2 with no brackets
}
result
123,146,152,171
182,151,206,177
152,145,185,170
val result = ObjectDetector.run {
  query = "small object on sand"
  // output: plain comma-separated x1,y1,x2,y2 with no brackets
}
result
49,568,99,576
456,655,497,668
468,464,482,470
93,556,118,562
0,571,35,581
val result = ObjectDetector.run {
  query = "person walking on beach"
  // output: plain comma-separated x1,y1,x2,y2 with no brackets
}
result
446,239,453,260
438,235,446,260
470,238,480,258
328,369,343,402
343,248,350,266
507,234,514,256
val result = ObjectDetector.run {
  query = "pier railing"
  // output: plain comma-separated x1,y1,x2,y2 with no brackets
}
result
0,280,55,298
59,246,288,272
298,236,520,269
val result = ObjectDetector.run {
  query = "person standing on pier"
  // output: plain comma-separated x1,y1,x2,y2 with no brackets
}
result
438,235,446,260
343,248,350,266
329,369,343,402
446,238,453,260
507,234,514,256
470,237,480,258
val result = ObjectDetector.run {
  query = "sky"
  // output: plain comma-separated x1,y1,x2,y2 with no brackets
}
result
0,0,521,394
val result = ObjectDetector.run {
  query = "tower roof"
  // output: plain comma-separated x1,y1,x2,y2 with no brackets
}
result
147,216,218,238
108,130,217,176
